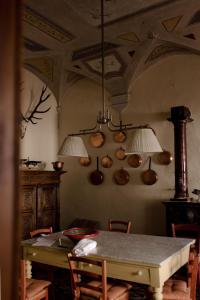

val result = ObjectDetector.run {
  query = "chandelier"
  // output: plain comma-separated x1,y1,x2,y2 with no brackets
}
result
58,0,163,157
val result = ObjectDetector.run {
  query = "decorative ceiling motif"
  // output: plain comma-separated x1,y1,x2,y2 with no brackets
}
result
145,43,190,63
118,32,140,43
25,57,54,81
24,37,49,52
23,6,74,43
72,43,118,61
162,15,182,32
184,33,196,40
23,0,200,95
84,52,125,79
65,0,171,26
188,10,200,25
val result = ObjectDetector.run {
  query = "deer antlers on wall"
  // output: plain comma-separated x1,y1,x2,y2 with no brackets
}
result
20,85,51,139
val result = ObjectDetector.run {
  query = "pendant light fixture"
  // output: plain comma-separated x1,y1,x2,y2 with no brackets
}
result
58,0,163,157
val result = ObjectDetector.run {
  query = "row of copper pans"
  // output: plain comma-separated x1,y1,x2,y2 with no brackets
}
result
79,153,142,168
80,151,173,186
80,150,172,168
89,162,155,186
88,131,127,148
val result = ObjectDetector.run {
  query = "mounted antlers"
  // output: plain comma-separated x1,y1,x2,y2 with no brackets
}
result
20,85,51,138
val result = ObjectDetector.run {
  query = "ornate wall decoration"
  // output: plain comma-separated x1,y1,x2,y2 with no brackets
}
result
118,32,140,43
26,57,54,81
84,51,125,79
23,6,74,43
162,16,182,32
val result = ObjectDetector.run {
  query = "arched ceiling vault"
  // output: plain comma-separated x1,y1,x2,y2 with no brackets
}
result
23,0,200,101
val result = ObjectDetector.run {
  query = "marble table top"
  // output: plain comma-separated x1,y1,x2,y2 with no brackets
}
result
22,230,194,267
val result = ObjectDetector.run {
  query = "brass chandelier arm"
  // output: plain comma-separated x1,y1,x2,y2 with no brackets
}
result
68,124,150,136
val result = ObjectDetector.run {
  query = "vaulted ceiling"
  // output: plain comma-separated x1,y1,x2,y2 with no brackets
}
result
23,0,200,98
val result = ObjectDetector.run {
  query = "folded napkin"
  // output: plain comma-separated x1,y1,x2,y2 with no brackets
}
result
73,238,97,257
32,237,55,247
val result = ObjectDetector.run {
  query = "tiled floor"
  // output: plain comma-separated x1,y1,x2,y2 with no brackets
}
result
130,283,200,299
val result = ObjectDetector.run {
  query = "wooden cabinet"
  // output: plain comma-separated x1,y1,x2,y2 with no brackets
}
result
163,201,200,236
20,170,65,239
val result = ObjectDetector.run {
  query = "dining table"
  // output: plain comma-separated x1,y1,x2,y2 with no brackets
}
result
21,230,194,300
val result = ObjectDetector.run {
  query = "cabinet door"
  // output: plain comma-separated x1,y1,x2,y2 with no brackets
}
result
21,212,35,239
21,186,36,212
37,184,59,230
20,186,36,239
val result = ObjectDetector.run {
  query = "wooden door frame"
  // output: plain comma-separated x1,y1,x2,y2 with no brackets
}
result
0,1,21,299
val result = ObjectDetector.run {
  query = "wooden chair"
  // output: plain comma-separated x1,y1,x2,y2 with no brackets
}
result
20,260,51,300
67,253,132,300
108,219,131,233
30,227,53,238
147,246,199,300
171,223,200,293
171,223,200,253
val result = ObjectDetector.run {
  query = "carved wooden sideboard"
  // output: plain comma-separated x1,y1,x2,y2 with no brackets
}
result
20,170,65,239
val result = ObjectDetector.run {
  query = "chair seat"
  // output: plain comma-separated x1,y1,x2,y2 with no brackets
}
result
26,278,51,299
162,279,190,300
80,280,132,300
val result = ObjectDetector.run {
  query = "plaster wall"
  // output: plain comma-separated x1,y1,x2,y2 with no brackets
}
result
20,69,58,170
59,54,200,235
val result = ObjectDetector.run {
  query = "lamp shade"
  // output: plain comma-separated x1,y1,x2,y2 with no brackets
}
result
58,136,88,157
125,128,163,154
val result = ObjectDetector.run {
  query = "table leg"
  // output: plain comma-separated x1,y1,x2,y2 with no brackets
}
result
26,260,32,279
152,287,163,300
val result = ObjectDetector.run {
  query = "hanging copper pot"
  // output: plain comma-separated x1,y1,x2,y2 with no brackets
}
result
115,147,127,160
113,168,130,185
101,155,113,168
90,157,104,185
127,154,142,168
89,132,105,148
141,157,158,185
113,131,127,143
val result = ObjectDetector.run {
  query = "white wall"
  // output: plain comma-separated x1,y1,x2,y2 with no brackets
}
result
59,54,200,235
20,69,58,170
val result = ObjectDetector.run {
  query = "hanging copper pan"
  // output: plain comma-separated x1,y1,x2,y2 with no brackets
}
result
115,147,127,160
89,132,105,148
141,157,158,185
79,156,91,167
157,150,173,165
90,157,104,185
113,168,130,185
127,154,142,168
113,131,127,143
101,155,113,168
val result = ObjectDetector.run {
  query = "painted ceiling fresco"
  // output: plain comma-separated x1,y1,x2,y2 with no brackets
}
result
23,0,200,96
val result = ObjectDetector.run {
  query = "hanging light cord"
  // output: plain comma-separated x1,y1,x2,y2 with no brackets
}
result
101,0,105,118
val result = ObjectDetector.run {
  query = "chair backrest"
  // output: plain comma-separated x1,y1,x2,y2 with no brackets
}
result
187,247,199,300
171,223,200,254
30,226,53,238
108,219,131,233
67,253,107,300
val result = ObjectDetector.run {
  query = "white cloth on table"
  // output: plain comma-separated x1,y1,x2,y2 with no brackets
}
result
72,238,97,256
32,237,56,247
